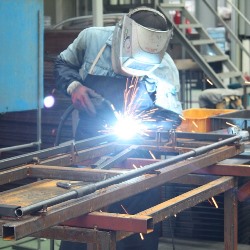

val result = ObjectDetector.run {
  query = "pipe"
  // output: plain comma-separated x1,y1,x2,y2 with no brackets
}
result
0,142,41,153
14,135,242,218
54,104,75,146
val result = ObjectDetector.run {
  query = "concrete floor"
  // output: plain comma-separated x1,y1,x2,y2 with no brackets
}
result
0,237,249,250
158,238,250,250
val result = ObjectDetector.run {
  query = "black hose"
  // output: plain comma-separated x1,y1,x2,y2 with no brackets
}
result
54,104,75,146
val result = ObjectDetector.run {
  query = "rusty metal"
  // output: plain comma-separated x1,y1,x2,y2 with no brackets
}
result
116,176,236,241
1,143,243,240
0,134,117,170
224,187,238,250
0,131,247,249
4,135,242,218
196,163,250,177
33,225,116,248
0,166,28,185
62,212,153,234
28,165,125,182
93,145,138,169
237,181,250,201
33,176,235,244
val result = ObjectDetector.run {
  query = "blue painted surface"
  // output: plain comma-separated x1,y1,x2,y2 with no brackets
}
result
0,0,44,113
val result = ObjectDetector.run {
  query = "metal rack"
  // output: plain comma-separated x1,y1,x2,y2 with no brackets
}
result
0,132,248,249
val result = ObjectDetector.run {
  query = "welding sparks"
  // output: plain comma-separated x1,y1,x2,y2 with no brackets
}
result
211,197,219,208
226,122,238,128
132,164,138,169
120,204,144,240
206,78,214,85
149,150,156,159
104,77,177,139
208,197,219,208
179,114,186,121
192,121,198,128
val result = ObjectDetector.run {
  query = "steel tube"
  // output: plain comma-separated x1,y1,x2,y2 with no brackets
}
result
0,142,40,153
14,135,242,218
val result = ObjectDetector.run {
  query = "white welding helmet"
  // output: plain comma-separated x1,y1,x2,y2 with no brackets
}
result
112,7,173,76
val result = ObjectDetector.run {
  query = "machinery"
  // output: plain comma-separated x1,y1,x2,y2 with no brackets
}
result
0,130,249,249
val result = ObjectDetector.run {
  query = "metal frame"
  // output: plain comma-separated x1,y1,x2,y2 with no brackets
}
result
0,132,248,249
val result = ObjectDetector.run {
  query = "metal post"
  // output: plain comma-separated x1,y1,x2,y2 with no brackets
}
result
224,181,238,250
230,0,239,68
93,0,103,27
37,9,42,151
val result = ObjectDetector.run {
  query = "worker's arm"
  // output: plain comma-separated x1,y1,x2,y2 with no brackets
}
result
148,52,182,115
54,29,102,115
54,56,83,96
54,29,88,95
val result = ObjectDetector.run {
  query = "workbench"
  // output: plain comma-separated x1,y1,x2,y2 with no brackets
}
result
0,132,249,250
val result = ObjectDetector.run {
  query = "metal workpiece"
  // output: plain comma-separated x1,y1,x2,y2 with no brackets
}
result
93,145,139,169
0,132,247,248
61,211,153,234
0,134,117,170
3,134,243,218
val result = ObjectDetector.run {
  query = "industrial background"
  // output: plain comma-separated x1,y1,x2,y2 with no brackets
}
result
1,0,250,249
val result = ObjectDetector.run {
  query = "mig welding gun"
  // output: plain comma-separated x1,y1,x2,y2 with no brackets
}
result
54,91,119,146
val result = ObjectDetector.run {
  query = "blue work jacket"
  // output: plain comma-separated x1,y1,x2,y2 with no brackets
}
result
54,26,182,114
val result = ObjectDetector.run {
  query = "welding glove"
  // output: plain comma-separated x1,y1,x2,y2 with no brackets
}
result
67,81,104,116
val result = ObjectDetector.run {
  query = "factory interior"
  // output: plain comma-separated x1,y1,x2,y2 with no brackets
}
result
1,0,250,249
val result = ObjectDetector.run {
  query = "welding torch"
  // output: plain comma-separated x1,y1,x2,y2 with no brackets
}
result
98,97,120,122
54,95,119,146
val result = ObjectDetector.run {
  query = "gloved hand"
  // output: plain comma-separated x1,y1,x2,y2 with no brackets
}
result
71,84,104,116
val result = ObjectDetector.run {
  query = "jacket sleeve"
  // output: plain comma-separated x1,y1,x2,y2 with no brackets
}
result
148,53,182,115
54,55,83,96
54,29,87,95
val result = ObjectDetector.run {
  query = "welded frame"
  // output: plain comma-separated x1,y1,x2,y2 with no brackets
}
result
0,132,247,250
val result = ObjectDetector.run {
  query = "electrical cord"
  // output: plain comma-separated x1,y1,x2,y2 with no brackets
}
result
54,104,75,146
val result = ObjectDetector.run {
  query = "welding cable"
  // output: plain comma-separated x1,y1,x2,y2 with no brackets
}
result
169,218,176,250
14,134,242,218
54,98,118,146
54,104,75,146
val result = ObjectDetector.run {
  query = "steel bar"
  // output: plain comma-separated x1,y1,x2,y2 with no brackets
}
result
33,226,114,245
94,145,138,169
1,144,243,240
34,176,234,245
237,181,250,202
196,163,250,177
61,212,153,234
29,164,219,185
0,142,40,153
40,142,124,167
13,135,242,218
175,132,234,141
116,176,235,241
28,165,125,182
224,187,238,250
0,134,116,170
0,166,28,185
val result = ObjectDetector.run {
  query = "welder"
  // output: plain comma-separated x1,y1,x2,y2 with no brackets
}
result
54,6,182,250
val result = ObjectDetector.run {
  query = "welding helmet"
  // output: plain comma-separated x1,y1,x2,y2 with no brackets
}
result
112,7,173,76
